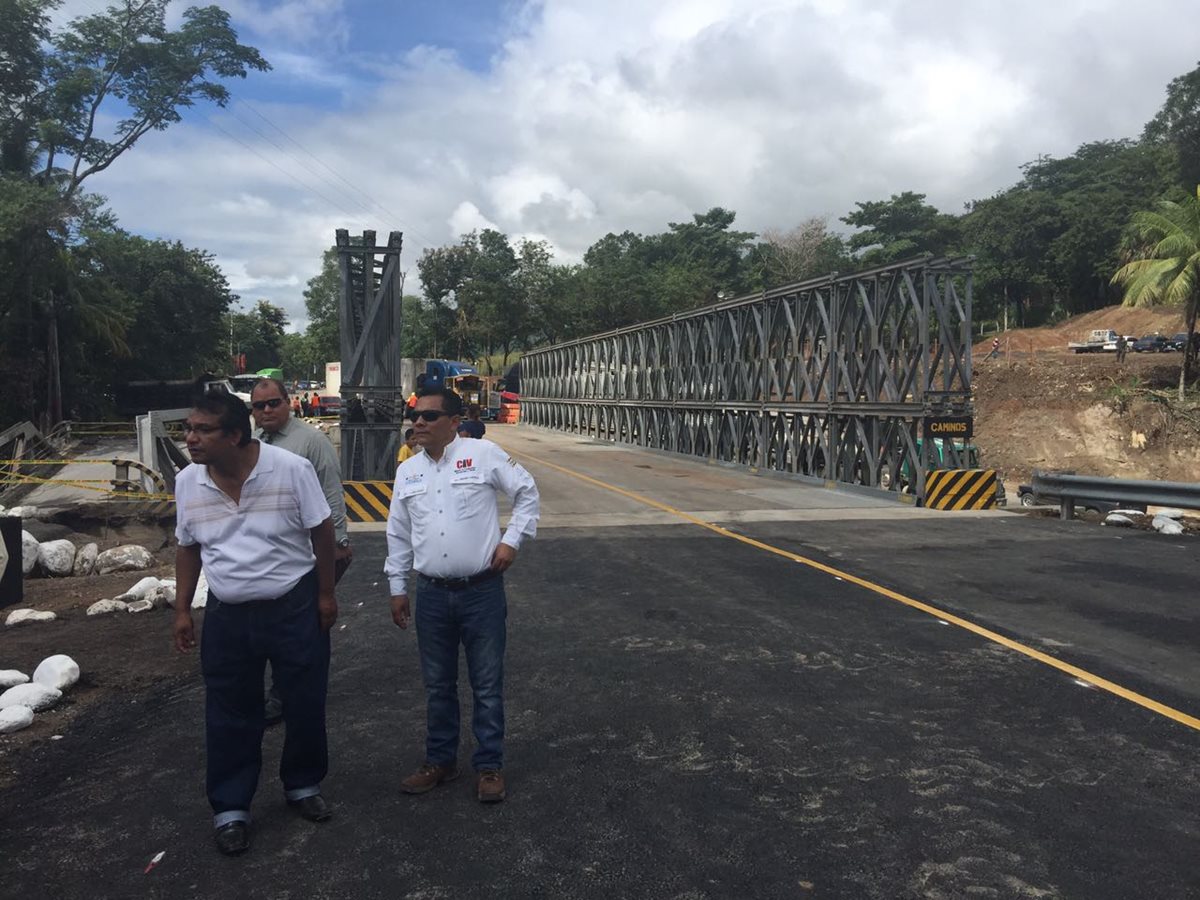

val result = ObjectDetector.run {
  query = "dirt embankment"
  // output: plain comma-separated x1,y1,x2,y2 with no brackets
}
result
972,306,1200,489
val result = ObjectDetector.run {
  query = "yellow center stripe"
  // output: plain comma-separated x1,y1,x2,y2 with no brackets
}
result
512,448,1200,733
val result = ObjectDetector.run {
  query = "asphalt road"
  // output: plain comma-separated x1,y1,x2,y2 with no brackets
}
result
1,427,1198,899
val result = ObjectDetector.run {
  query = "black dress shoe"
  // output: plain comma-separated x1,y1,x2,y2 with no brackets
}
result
287,793,332,822
214,821,250,856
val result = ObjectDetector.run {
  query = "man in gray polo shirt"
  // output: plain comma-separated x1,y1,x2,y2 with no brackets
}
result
251,378,351,724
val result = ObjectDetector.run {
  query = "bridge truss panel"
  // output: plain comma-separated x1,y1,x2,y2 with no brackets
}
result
521,256,973,498
337,229,404,481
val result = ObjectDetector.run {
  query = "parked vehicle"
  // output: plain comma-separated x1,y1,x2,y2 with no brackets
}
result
884,437,1006,506
226,373,261,402
1167,333,1192,352
311,395,341,416
1067,329,1119,353
1131,334,1170,353
1017,484,1145,514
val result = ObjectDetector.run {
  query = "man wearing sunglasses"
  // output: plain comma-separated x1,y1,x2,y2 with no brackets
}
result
250,378,352,726
385,387,540,804
172,388,338,856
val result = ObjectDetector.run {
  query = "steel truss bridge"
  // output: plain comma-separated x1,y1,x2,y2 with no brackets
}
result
521,256,974,500
337,229,405,481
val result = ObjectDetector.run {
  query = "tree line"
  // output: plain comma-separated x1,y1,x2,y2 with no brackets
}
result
290,60,1193,377
2,1,1197,425
0,0,267,427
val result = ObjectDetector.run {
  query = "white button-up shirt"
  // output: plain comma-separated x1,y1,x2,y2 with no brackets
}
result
384,436,540,595
175,442,331,603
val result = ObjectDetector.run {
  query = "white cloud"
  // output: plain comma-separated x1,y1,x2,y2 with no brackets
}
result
449,201,501,235
68,0,1200,335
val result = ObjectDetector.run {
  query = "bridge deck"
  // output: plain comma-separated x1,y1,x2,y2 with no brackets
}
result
1,424,1196,898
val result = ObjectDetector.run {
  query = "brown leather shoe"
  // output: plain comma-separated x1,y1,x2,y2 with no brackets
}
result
400,762,459,794
476,769,506,803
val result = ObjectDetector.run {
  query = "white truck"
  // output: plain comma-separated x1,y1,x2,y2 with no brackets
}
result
1067,329,1119,353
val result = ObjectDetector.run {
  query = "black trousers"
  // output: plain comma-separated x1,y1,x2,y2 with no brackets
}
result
201,569,330,818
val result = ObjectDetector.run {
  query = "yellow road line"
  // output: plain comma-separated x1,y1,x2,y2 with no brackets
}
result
512,448,1200,733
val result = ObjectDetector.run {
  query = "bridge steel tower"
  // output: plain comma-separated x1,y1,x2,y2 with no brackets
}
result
520,255,974,502
336,229,404,481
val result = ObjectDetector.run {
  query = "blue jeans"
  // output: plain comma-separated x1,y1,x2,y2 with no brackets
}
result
201,569,330,826
415,573,507,771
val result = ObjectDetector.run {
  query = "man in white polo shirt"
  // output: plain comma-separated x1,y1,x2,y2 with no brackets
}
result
385,387,540,804
172,387,338,857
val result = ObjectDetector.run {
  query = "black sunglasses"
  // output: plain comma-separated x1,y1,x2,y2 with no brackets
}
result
251,398,286,411
409,409,452,422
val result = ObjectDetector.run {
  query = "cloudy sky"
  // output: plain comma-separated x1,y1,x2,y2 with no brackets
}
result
52,0,1198,331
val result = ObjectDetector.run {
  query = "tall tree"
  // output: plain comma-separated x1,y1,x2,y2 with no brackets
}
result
302,248,341,364
753,217,849,287
0,0,267,424
1143,61,1200,193
236,301,288,372
962,190,1062,326
38,0,269,200
841,191,960,266
1111,187,1200,400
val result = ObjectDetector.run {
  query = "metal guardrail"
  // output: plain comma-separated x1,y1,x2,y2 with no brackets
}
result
1032,471,1200,520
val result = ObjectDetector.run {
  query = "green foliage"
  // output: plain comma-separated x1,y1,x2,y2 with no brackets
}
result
302,248,341,364
1112,188,1200,399
840,191,960,266
278,332,323,382
0,0,267,424
1144,60,1200,192
234,301,288,372
38,0,269,198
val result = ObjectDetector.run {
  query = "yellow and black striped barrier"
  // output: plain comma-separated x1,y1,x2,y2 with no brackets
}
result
343,481,393,522
924,469,998,510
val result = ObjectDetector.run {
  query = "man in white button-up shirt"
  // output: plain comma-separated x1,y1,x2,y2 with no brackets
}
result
385,387,539,804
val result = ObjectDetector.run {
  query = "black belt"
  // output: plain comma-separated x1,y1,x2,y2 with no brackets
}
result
416,569,500,590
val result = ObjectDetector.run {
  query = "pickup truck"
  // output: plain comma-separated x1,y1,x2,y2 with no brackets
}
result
1067,329,1119,354
1017,484,1145,514
1132,334,1170,353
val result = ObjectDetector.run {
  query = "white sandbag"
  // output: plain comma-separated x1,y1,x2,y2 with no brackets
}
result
86,599,128,616
32,655,79,691
73,542,99,576
94,545,153,575
0,705,34,734
5,609,56,627
21,531,39,576
37,539,76,577
115,576,162,605
0,682,61,712
0,670,30,689
1152,516,1184,536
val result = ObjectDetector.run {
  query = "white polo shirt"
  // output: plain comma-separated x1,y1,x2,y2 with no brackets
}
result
175,442,331,603
384,435,540,595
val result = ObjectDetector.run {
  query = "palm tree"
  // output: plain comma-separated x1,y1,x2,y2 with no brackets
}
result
1111,187,1200,401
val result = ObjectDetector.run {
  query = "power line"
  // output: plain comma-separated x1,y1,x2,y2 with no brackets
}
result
223,107,383,223
236,99,440,249
204,114,371,224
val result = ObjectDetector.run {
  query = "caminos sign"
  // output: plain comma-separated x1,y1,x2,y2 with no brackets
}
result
923,416,974,440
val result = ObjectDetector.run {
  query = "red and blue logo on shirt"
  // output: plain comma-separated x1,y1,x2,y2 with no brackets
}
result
456,458,473,470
